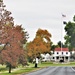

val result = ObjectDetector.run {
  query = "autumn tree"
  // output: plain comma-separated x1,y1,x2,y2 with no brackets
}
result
0,0,28,73
27,29,52,62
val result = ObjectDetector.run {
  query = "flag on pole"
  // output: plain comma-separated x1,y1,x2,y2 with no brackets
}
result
62,14,66,17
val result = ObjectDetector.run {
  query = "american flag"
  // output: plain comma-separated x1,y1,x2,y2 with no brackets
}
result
62,14,66,17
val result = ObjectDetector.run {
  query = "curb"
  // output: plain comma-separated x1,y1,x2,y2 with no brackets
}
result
71,67,75,72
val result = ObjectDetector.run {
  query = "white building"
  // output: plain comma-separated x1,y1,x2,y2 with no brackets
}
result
51,48,70,62
41,53,51,61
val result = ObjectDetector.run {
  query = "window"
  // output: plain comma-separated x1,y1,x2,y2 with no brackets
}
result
53,57,55,59
57,52,59,54
66,57,68,59
66,52,68,54
62,52,63,55
56,57,59,59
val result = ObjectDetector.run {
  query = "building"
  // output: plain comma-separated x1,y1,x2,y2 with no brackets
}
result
51,48,70,62
41,53,51,62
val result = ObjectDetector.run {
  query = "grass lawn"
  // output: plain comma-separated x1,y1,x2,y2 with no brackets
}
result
0,62,75,75
39,62,75,67
0,67,39,75
0,63,41,75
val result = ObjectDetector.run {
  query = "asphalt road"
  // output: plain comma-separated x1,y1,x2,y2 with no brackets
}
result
22,67,75,75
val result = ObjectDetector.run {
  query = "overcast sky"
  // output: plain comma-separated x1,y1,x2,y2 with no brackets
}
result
3,0,75,44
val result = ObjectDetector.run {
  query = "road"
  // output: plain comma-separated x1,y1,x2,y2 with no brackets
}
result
22,67,75,75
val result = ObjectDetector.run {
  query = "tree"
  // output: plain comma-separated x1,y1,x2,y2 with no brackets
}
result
64,15,75,50
50,42,58,52
57,41,65,48
0,0,28,73
27,29,52,66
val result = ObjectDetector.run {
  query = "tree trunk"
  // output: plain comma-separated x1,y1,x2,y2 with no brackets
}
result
9,64,12,73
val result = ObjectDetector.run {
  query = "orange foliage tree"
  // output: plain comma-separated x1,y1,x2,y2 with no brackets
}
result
27,28,52,62
0,0,28,73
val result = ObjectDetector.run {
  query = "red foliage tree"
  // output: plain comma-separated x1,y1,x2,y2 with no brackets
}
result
0,0,28,73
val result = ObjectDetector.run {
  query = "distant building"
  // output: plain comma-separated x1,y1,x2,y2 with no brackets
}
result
41,53,51,62
51,48,70,62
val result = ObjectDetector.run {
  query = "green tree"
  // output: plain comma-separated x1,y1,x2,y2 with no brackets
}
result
51,43,58,52
57,41,65,48
64,15,75,50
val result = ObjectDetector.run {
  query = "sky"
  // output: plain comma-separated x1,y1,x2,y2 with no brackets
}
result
3,0,75,44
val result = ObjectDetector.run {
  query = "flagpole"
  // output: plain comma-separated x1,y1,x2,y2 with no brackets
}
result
61,16,62,57
61,14,66,56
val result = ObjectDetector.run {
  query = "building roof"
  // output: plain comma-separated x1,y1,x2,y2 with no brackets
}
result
55,48,69,51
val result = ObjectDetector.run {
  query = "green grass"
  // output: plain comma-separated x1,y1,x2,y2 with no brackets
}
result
0,67,41,75
39,61,75,67
0,62,75,75
0,64,40,75
0,68,35,75
70,62,75,64
0,65,8,72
